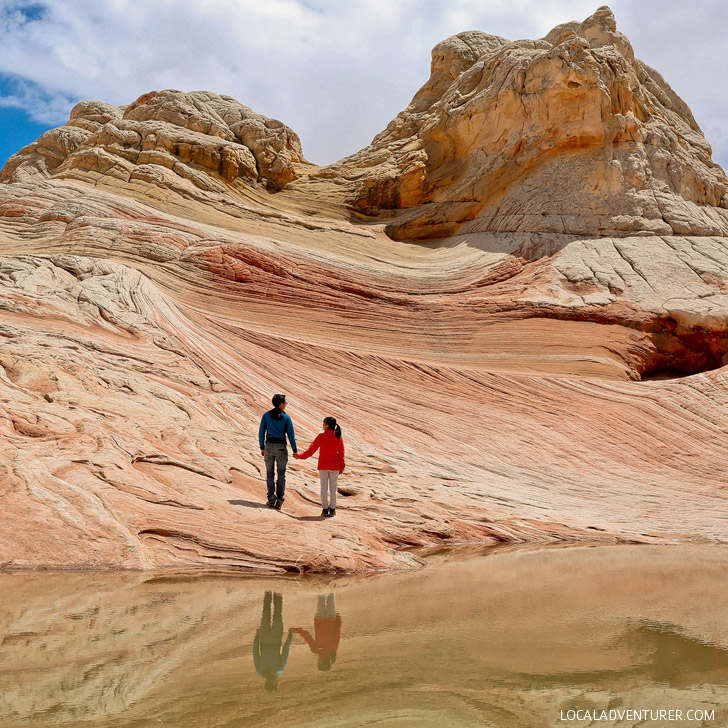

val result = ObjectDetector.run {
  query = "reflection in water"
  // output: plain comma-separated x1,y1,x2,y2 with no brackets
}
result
254,591,293,691
292,593,342,671
516,620,728,694
630,622,728,687
2,545,728,727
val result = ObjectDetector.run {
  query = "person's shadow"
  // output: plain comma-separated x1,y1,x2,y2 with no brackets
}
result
229,500,327,520
253,591,293,692
228,499,263,509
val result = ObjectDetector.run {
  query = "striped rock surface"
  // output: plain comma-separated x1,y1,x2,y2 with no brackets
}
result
1,6,727,572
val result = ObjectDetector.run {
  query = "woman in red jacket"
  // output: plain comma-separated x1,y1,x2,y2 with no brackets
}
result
295,417,345,518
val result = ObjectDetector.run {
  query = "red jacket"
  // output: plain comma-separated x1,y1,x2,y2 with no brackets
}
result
298,429,345,471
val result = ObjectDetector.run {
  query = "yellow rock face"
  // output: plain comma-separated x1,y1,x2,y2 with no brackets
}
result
311,6,728,240
1,89,304,193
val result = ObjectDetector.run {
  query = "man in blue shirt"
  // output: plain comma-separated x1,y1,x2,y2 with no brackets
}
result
259,393,297,510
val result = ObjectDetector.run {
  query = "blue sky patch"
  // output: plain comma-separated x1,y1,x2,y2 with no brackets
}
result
3,2,47,23
0,70,77,166
0,105,54,168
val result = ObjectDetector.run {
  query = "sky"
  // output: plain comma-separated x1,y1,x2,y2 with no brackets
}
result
0,0,726,170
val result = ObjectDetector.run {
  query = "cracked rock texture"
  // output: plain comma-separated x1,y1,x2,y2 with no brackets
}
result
1,90,306,194
1,6,728,573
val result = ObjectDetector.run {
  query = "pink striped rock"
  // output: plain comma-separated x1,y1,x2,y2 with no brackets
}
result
1,6,727,573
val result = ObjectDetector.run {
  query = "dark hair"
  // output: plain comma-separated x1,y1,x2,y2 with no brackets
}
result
272,393,286,407
323,417,342,438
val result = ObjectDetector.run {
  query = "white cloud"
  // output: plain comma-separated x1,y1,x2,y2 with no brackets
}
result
0,0,725,168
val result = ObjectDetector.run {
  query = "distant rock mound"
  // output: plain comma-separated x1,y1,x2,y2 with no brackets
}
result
317,6,728,240
1,90,306,194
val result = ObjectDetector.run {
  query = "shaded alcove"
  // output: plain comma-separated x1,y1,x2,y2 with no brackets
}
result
638,325,728,381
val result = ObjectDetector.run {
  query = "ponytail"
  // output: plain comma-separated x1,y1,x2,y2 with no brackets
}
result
324,416,342,439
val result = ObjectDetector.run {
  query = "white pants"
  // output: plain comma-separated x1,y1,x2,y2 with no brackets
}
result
319,470,339,508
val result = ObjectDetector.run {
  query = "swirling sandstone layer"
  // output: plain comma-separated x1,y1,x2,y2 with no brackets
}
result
1,6,728,572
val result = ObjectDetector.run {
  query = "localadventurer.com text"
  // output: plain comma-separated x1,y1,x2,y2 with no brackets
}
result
559,708,715,722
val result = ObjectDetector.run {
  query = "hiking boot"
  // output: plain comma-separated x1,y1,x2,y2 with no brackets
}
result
274,499,283,511
325,508,336,517
266,499,277,508
321,508,330,517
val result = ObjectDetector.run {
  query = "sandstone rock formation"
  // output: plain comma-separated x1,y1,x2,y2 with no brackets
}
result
1,6,728,573
311,6,728,241
1,90,306,194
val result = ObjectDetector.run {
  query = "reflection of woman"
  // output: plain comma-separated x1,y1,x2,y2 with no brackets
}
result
292,593,342,671
253,591,293,692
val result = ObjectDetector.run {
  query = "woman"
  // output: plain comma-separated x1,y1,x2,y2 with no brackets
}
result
295,417,345,517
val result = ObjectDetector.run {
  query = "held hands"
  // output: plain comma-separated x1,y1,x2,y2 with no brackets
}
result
293,453,300,459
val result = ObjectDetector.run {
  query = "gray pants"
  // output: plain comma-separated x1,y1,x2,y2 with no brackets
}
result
265,443,288,502
319,470,339,509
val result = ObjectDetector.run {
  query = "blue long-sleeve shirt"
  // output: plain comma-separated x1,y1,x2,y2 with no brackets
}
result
259,409,297,452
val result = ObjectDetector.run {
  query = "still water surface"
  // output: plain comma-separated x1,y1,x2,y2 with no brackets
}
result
1,545,727,728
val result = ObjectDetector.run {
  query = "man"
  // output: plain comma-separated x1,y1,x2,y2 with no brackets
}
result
258,393,297,510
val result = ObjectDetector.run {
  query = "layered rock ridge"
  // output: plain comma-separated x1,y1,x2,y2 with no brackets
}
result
1,6,728,573
297,5,728,381
1,89,306,195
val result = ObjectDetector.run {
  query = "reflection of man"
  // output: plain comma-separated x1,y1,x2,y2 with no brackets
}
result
292,593,341,671
254,591,293,692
